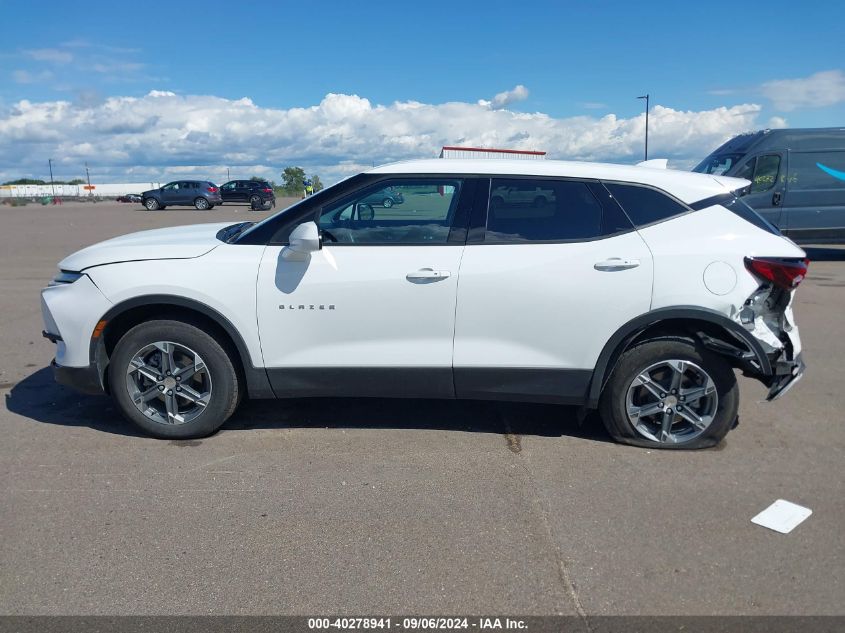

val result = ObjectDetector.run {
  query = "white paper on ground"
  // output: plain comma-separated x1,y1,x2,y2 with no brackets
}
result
751,499,812,534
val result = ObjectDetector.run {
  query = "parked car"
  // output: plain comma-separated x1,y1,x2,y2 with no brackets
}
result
491,184,554,209
141,181,222,210
360,185,404,208
219,180,276,208
116,194,142,203
42,159,807,448
693,127,845,243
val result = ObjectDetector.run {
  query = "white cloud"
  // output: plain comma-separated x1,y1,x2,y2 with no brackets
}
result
25,48,73,64
12,69,54,84
479,85,529,110
760,69,845,111
0,90,767,184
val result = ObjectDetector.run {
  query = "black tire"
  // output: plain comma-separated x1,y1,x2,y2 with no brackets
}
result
382,198,393,208
249,195,261,207
144,198,159,211
598,337,738,449
194,197,210,210
109,319,241,439
207,204,215,209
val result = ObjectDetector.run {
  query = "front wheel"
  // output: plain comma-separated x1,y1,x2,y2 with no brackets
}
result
599,337,738,449
382,198,393,208
144,198,159,211
109,319,241,439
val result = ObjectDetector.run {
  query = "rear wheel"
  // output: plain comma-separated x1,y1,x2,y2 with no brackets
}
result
599,337,738,449
382,198,393,208
249,194,261,207
109,320,241,439
194,197,210,210
144,198,159,211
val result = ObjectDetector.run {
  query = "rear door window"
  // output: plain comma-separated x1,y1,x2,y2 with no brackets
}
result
484,179,628,242
603,183,689,227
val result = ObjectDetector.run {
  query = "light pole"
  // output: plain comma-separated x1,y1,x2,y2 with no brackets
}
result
48,158,56,196
637,94,649,161
85,162,92,196
227,167,230,181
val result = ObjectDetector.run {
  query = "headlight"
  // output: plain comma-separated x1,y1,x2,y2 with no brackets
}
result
50,270,84,286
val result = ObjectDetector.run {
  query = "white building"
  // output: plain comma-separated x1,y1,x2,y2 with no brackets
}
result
0,183,162,198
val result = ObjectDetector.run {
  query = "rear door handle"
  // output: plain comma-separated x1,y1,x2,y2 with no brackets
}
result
406,268,451,281
594,258,640,271
772,191,782,206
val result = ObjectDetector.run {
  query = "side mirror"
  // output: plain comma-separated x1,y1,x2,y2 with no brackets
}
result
285,221,321,259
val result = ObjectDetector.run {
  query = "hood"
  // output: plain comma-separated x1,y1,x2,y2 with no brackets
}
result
59,222,236,271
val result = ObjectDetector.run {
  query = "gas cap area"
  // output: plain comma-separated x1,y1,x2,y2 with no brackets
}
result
703,261,737,296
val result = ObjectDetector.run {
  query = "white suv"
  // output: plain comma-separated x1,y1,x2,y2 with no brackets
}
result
41,159,808,448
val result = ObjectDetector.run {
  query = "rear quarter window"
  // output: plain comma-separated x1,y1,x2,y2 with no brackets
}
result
603,182,689,227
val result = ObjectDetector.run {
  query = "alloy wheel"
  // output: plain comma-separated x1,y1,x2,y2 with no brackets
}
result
125,341,212,426
625,359,718,444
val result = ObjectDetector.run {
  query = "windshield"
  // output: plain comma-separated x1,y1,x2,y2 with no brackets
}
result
234,174,357,243
693,153,744,175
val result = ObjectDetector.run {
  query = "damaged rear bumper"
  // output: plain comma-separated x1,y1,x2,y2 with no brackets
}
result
766,353,805,401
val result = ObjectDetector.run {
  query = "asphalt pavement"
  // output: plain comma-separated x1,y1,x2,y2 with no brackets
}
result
0,201,842,616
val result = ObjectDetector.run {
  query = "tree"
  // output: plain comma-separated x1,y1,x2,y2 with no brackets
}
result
3,178,46,185
281,166,307,195
311,175,324,192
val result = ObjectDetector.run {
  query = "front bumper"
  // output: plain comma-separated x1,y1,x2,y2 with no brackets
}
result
766,353,805,401
52,359,105,395
41,274,112,367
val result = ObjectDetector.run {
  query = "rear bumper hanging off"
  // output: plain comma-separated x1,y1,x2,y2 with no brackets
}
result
766,353,805,401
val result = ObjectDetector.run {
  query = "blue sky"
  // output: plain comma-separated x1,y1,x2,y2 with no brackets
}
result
1,0,844,183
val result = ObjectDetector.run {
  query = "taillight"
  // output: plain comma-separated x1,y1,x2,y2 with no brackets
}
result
207,186,218,193
744,257,809,290
262,188,272,193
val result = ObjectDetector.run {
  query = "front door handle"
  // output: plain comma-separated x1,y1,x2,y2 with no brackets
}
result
406,268,451,282
594,258,640,271
772,191,782,206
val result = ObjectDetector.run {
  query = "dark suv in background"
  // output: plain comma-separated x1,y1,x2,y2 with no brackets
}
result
220,180,276,208
142,181,222,210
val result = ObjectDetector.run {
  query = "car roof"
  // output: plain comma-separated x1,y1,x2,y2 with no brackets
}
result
367,158,748,204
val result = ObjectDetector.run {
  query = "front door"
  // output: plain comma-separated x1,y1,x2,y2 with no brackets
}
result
735,153,785,228
160,182,180,205
256,177,473,398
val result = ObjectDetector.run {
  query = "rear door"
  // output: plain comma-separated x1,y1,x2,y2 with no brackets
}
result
733,153,785,228
782,150,845,241
453,178,653,402
178,181,195,205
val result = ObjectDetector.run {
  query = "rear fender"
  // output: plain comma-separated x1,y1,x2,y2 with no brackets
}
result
587,306,772,408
